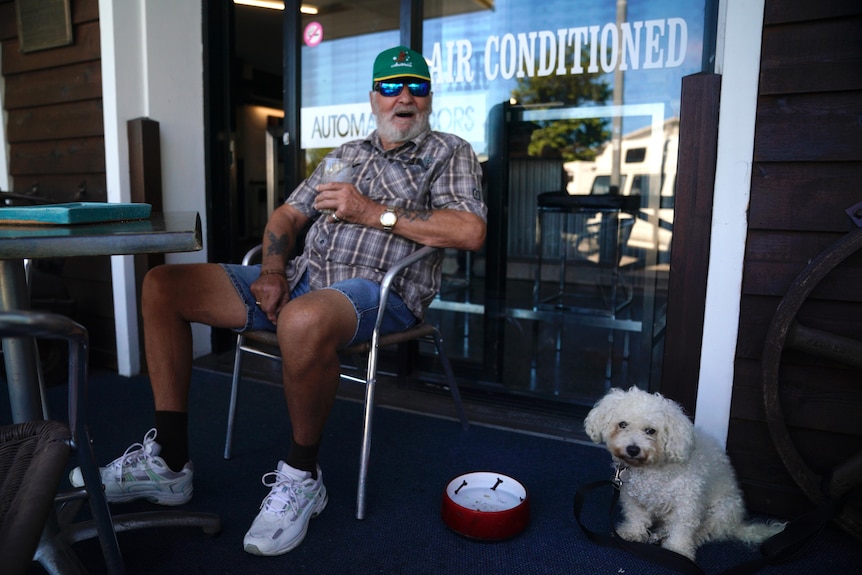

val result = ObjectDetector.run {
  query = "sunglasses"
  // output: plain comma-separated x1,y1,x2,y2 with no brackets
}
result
373,80,431,98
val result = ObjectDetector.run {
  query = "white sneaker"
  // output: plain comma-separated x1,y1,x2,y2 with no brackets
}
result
69,428,193,506
243,461,328,556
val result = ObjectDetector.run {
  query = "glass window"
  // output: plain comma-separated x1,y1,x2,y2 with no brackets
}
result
420,0,708,403
294,0,711,407
299,2,401,173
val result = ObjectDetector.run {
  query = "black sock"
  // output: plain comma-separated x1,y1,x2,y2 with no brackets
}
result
286,437,320,479
153,410,189,472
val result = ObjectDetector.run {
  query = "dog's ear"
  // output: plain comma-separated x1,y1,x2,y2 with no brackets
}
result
659,398,695,462
583,388,625,444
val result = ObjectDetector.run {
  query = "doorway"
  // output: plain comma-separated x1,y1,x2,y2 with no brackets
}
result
214,0,708,415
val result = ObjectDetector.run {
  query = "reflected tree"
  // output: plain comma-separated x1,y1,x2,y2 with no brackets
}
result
510,49,612,162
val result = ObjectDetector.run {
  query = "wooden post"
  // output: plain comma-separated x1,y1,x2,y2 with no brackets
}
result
659,73,721,416
128,117,163,371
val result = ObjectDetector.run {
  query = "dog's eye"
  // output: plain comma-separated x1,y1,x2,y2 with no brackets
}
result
644,428,656,435
618,421,628,429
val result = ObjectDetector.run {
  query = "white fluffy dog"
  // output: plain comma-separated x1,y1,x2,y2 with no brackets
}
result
584,386,785,560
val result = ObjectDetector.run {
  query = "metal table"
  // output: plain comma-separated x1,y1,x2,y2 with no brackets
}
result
0,211,220,575
0,211,202,422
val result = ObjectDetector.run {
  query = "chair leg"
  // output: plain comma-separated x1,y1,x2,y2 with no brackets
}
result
68,334,126,575
355,326,470,520
429,327,469,430
74,427,125,575
356,337,381,521
224,334,245,460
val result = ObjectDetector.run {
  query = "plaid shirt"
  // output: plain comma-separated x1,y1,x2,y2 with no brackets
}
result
284,129,487,320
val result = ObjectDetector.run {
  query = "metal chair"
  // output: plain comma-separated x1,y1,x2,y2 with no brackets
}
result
0,311,124,574
223,245,469,520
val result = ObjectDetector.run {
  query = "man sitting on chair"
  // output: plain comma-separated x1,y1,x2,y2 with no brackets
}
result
70,46,487,556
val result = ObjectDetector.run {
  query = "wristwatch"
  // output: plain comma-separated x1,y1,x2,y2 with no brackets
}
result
380,207,397,232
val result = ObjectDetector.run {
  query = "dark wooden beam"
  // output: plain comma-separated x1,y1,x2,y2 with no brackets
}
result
659,73,721,417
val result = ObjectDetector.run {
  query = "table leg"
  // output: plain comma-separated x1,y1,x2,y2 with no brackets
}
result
0,259,43,422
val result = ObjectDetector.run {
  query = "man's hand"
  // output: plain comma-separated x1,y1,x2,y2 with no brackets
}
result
314,182,375,224
251,273,291,323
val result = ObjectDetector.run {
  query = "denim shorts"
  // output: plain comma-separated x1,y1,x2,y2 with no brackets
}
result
219,264,417,348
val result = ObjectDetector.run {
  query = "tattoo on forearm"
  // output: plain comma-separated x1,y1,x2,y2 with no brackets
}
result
265,230,291,256
395,208,432,222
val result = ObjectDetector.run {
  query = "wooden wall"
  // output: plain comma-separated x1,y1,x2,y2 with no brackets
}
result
0,0,117,371
726,0,862,536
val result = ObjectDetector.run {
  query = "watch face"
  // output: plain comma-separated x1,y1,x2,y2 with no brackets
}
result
381,210,397,227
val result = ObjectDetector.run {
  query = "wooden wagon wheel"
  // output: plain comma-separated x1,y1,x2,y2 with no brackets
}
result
761,226,862,541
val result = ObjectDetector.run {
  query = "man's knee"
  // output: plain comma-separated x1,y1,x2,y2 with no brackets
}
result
142,265,173,309
277,292,355,349
278,300,326,341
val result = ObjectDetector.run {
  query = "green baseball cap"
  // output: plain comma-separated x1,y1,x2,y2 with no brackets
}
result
372,46,431,83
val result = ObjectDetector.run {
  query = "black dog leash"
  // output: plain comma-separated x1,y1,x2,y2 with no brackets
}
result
573,465,843,575
573,465,707,575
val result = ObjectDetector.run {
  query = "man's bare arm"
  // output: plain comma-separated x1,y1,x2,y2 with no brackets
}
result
260,204,310,272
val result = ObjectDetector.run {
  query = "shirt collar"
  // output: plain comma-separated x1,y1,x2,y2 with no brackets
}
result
367,128,431,154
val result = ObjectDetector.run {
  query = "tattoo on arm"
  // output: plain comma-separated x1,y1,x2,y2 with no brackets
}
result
395,208,432,222
265,230,291,256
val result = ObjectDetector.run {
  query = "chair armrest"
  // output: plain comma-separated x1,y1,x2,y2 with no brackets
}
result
375,245,438,332
242,244,263,266
0,311,88,444
240,242,438,335
242,244,436,283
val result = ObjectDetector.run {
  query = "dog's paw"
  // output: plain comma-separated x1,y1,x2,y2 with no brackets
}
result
647,528,666,545
616,522,650,543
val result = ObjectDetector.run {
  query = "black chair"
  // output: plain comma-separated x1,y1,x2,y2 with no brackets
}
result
0,311,222,575
0,311,124,574
0,420,72,575
223,244,469,520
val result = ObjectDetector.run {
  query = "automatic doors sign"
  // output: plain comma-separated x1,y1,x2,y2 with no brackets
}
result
301,94,487,150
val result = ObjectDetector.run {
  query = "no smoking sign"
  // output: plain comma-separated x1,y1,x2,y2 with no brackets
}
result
304,22,323,47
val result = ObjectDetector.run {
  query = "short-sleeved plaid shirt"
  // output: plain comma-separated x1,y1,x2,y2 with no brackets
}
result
284,129,487,320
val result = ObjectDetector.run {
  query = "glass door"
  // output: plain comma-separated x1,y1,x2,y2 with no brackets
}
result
282,0,713,410
419,0,708,406
296,1,402,177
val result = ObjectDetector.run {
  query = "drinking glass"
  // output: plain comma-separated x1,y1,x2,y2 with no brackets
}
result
319,157,352,214
320,157,352,182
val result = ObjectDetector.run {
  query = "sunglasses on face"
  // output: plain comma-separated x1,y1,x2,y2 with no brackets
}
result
373,80,431,98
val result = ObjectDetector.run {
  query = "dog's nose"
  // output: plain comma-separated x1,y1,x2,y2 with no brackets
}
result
626,445,640,457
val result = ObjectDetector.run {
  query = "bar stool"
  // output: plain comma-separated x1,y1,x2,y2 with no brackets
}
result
532,191,640,382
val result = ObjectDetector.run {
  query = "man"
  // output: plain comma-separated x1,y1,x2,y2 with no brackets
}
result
70,46,487,556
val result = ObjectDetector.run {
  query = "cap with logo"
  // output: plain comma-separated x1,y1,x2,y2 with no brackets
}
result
372,46,431,84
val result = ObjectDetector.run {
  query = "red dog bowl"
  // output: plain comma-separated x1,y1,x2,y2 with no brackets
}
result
441,471,529,540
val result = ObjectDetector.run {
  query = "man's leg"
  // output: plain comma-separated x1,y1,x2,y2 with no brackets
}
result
276,289,357,449
69,263,248,505
142,263,247,413
243,289,356,556
142,263,249,467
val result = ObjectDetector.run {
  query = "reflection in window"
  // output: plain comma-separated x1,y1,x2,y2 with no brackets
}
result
591,175,627,195
625,147,647,163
